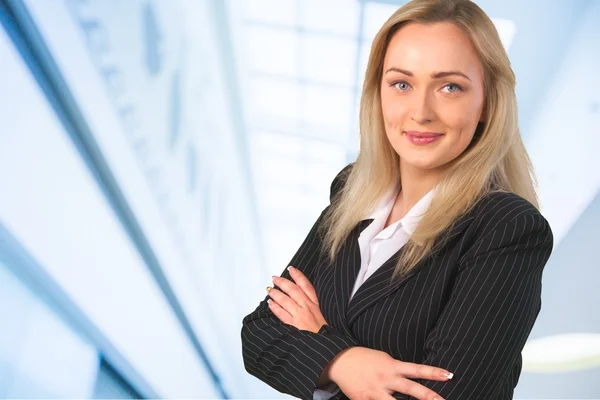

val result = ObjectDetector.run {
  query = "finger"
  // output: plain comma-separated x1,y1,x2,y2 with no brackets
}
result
288,266,319,304
389,377,444,400
273,276,311,307
267,288,301,316
395,361,453,381
267,299,294,325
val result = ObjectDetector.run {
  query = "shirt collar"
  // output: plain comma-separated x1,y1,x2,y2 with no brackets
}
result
366,183,437,236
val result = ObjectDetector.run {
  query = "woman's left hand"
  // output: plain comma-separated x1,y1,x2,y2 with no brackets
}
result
266,266,328,333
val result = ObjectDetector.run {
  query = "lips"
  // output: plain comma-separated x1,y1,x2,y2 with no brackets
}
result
404,131,444,145
404,131,444,138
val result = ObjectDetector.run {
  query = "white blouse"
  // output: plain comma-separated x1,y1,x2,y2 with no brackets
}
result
314,183,436,399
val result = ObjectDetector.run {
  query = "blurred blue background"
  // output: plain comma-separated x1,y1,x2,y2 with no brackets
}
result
0,0,598,398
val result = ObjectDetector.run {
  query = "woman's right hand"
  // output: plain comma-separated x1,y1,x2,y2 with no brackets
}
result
327,347,452,400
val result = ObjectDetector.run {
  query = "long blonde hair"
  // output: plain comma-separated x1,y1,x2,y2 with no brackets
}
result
320,0,539,279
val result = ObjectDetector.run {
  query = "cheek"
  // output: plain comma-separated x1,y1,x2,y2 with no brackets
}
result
381,95,408,127
448,121,477,149
437,106,481,142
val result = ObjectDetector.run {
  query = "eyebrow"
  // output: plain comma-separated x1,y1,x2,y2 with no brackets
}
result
385,67,472,82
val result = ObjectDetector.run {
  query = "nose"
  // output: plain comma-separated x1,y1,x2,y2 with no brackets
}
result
410,90,436,124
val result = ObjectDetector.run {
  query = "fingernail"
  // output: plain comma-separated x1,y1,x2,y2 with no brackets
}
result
272,275,278,282
287,266,295,273
445,372,454,379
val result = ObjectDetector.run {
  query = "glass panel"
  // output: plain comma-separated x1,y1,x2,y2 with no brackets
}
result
92,358,141,399
301,34,357,86
242,0,298,25
302,84,353,136
251,76,301,121
300,0,360,36
0,260,99,398
247,26,300,76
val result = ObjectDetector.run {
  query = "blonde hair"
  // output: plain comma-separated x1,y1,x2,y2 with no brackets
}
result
320,0,539,279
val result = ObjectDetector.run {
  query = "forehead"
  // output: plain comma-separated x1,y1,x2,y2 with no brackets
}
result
383,22,483,77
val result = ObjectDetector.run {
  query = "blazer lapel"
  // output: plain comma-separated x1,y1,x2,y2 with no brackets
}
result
344,215,474,326
345,245,414,326
331,219,372,333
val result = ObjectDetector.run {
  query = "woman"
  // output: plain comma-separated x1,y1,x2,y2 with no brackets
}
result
241,0,553,399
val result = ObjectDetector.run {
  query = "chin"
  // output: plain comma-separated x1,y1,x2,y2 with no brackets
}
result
398,153,440,169
401,160,438,171
412,163,440,171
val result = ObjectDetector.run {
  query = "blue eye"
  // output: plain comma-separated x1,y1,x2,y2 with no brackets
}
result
442,83,463,93
392,81,411,91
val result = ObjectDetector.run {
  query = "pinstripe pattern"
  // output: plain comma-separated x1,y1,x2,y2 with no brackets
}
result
241,164,554,400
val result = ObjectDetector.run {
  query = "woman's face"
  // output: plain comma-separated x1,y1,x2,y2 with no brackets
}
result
380,22,485,173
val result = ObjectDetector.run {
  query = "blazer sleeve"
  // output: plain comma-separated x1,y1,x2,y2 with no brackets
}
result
241,163,359,400
394,210,553,400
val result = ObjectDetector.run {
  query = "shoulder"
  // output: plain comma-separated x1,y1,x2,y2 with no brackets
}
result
459,190,554,260
469,190,548,232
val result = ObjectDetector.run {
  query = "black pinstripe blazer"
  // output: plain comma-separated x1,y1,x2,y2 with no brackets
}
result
241,163,554,400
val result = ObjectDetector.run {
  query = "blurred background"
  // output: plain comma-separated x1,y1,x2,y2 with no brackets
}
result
0,0,598,398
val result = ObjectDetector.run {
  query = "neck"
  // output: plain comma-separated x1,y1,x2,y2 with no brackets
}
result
397,160,443,215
